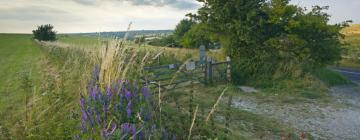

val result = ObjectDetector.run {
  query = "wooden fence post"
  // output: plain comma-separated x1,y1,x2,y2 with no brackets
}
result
208,58,213,83
204,56,208,84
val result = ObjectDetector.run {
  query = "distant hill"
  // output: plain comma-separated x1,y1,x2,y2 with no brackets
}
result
64,30,173,40
341,24,360,36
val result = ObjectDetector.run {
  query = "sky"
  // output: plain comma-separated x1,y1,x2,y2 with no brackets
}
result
0,0,359,33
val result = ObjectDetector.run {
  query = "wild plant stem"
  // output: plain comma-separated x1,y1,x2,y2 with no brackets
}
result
188,104,198,140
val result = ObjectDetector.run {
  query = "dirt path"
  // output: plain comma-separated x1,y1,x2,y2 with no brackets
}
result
232,69,360,139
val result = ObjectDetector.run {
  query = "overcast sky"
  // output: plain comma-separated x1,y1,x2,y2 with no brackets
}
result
0,0,359,33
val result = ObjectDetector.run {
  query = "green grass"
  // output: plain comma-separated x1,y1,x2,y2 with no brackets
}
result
0,33,349,139
312,68,352,86
341,24,360,36
0,34,43,138
339,31,360,69
164,84,307,139
57,34,103,48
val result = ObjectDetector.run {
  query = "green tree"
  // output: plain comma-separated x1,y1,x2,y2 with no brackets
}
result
148,35,176,47
190,0,349,84
173,19,195,45
134,35,146,47
32,24,57,41
181,23,213,48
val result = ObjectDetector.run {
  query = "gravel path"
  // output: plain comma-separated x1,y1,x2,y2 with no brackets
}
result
232,68,360,139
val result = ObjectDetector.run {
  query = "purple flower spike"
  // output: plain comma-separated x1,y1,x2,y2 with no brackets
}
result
126,101,132,117
102,104,107,118
90,85,98,100
130,124,137,138
125,90,132,100
151,124,156,131
97,93,103,103
106,87,112,99
121,123,131,136
141,87,150,99
92,66,100,81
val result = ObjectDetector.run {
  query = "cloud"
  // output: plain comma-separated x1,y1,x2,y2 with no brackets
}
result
0,6,80,22
72,0,98,5
290,0,360,24
70,0,200,9
121,0,199,10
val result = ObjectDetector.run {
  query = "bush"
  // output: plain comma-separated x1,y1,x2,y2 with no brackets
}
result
190,0,350,85
181,23,213,49
32,24,57,41
148,36,176,47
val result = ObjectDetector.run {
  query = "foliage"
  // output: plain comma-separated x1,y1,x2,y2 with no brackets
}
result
181,23,213,49
148,36,176,47
312,68,352,86
150,19,213,48
340,34,360,68
190,0,350,84
32,24,57,41
173,19,195,44
0,34,42,139
135,36,146,47
0,34,315,139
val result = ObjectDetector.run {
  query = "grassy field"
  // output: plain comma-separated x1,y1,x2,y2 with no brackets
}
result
339,24,360,68
0,34,307,139
57,34,102,48
0,32,355,139
341,24,360,36
0,34,43,138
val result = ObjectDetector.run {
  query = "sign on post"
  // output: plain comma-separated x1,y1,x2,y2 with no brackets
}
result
186,61,196,70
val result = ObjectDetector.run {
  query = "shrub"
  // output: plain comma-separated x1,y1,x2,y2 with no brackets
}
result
190,0,350,84
181,23,213,49
32,24,57,41
148,36,176,47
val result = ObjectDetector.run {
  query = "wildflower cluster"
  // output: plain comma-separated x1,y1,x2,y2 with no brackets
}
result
79,67,174,139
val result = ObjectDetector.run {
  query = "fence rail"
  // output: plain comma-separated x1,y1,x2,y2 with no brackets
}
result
142,46,231,91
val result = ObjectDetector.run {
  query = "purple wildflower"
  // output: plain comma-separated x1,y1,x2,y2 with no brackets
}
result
125,90,132,100
126,101,132,117
121,123,136,137
97,93,103,104
102,104,107,118
151,124,156,131
130,124,137,138
92,66,100,81
141,87,150,99
90,85,98,100
106,87,112,100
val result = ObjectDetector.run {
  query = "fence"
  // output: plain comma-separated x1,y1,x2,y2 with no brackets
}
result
142,45,231,91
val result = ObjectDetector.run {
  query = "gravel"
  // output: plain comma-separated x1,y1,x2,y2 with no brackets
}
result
232,85,360,140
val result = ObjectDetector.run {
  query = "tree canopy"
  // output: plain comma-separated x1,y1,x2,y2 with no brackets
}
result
189,0,350,84
32,24,57,41
180,23,213,49
173,19,196,45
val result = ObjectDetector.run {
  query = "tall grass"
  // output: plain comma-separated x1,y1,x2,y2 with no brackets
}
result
9,32,320,139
